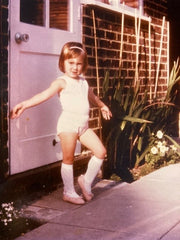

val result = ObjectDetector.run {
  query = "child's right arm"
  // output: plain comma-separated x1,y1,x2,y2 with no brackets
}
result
10,78,65,119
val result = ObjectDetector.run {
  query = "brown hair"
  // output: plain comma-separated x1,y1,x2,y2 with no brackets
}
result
59,42,88,74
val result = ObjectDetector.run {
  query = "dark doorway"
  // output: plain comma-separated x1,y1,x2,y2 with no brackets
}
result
167,0,180,68
167,0,180,137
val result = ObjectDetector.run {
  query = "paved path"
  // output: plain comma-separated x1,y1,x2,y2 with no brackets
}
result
15,163,180,240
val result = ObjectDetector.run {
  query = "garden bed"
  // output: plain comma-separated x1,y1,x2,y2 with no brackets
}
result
0,217,43,240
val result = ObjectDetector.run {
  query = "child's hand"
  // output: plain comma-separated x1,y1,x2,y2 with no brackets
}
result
10,102,26,119
101,105,112,120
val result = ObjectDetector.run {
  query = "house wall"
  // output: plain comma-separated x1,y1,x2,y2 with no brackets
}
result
0,0,170,182
121,0,139,8
0,0,9,182
82,1,169,137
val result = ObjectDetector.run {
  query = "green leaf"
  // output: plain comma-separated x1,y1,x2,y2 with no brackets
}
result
102,71,110,97
123,116,152,124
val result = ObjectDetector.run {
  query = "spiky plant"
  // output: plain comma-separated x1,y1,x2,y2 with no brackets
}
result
102,60,180,181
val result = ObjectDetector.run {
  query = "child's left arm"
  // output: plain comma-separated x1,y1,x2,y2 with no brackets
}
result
88,87,112,120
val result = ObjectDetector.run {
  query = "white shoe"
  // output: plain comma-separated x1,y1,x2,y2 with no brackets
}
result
78,175,94,201
63,194,85,205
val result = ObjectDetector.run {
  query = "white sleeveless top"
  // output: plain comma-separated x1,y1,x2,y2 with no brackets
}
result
58,75,90,116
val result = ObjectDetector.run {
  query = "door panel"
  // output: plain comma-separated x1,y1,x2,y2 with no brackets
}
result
9,0,81,174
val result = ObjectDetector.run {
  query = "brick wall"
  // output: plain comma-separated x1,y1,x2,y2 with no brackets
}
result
82,1,168,136
0,0,9,182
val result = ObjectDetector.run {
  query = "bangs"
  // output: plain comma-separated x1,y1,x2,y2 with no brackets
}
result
64,49,83,60
59,42,88,73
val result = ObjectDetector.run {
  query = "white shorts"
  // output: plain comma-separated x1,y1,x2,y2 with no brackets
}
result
57,112,89,136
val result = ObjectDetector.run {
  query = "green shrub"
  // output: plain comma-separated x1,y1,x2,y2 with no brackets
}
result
102,60,180,180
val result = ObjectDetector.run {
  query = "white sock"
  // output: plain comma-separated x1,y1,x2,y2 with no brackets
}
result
61,163,80,198
84,156,104,193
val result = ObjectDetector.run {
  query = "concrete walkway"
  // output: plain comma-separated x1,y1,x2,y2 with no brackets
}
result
15,163,180,240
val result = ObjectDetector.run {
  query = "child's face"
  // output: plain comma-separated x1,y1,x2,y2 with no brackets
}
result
64,54,84,79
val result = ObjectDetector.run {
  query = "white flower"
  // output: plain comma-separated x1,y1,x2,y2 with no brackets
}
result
156,130,163,139
159,145,169,157
0,201,19,226
151,146,158,154
157,141,163,148
2,203,8,208
159,145,166,153
170,145,177,151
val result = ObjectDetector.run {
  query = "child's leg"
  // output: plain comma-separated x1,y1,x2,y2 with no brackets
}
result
61,163,79,198
84,156,103,191
59,133,84,203
79,129,106,199
79,128,106,160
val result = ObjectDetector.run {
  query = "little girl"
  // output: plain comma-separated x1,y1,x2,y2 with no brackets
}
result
11,42,112,205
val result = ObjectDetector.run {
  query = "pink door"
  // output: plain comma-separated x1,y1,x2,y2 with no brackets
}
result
9,0,81,174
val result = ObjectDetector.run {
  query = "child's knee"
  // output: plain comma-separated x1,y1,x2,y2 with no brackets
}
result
62,155,74,165
102,147,107,158
96,147,107,160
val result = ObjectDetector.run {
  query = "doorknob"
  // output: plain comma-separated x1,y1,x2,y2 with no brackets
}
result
15,32,29,44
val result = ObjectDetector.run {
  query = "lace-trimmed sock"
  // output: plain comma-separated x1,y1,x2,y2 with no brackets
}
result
61,163,79,197
84,156,103,193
